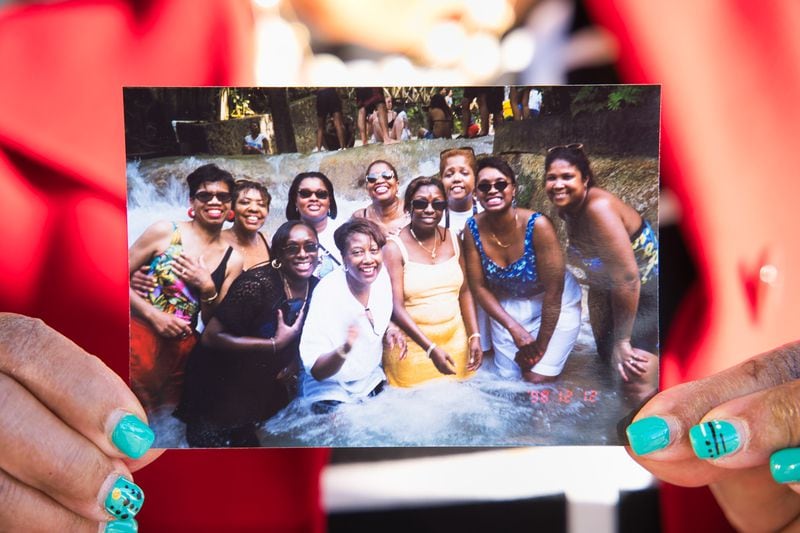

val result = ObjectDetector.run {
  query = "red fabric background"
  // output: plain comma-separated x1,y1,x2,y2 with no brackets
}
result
0,1,328,531
587,1,800,531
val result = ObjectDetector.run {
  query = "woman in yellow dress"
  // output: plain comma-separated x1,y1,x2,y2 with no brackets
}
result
382,176,483,387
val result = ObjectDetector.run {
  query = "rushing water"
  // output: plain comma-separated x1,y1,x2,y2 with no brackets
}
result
127,138,651,448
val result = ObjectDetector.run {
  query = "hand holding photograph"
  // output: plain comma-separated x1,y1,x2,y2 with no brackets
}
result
125,85,660,448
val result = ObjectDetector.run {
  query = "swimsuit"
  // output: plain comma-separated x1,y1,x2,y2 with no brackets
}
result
466,212,544,298
567,220,659,284
382,230,474,387
146,222,198,323
466,213,581,378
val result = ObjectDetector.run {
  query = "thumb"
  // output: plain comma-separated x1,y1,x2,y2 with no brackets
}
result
624,341,800,484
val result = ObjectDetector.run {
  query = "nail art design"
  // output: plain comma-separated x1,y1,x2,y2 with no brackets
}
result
689,420,741,459
105,518,139,532
105,477,144,520
111,414,155,460
626,417,670,456
770,448,800,484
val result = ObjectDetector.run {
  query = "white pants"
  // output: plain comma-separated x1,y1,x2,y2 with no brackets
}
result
492,272,582,378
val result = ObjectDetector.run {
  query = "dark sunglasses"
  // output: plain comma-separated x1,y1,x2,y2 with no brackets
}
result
546,143,584,153
193,191,232,203
366,171,395,183
410,199,448,211
283,242,319,256
297,189,330,200
476,180,510,194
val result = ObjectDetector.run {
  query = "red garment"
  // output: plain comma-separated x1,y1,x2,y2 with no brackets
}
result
0,1,328,531
587,2,800,532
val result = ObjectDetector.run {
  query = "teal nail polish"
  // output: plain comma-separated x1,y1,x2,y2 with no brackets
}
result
770,448,800,484
111,414,155,459
105,477,144,520
689,420,741,459
626,417,670,455
105,519,139,532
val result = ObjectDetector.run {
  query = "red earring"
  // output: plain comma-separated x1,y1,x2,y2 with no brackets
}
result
226,210,235,221
188,207,195,219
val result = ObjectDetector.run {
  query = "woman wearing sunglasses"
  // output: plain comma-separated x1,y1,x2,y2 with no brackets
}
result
382,177,482,387
176,221,319,446
128,163,244,417
352,159,410,236
300,218,404,412
464,157,582,383
286,171,342,278
544,144,658,387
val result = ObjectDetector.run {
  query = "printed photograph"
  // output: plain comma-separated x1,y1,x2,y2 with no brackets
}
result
124,85,660,447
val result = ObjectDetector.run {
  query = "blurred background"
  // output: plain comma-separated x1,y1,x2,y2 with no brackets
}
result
10,0,791,531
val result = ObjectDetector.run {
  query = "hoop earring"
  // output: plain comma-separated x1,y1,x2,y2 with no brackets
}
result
226,210,235,221
188,207,195,219
271,259,282,269
512,196,518,209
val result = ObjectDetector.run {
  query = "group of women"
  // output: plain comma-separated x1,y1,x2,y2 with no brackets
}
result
128,143,658,447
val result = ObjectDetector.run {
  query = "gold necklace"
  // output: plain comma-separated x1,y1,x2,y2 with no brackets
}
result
280,272,309,301
409,225,438,260
490,209,518,249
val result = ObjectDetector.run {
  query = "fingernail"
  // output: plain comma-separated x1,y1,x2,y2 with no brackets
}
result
104,477,144,520
626,416,671,455
111,414,155,459
104,519,139,532
689,420,741,459
770,448,800,484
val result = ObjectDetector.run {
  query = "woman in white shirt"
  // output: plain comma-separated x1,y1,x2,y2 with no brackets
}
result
285,171,343,278
299,218,405,412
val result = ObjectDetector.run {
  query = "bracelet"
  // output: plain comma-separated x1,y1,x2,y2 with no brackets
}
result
468,333,481,342
426,343,437,358
201,290,218,304
336,343,349,358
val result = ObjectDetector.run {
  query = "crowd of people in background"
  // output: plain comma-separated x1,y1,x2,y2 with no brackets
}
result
131,142,658,447
244,87,546,155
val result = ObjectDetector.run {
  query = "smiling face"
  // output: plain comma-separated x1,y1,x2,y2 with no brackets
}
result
409,184,446,230
191,181,232,227
475,166,515,212
342,231,382,287
544,159,588,211
440,154,476,206
233,187,268,233
365,161,398,203
295,177,331,224
280,225,319,280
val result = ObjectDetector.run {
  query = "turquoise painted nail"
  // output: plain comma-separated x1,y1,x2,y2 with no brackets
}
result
689,420,741,459
105,519,139,532
105,477,144,520
770,448,800,484
626,417,670,455
111,414,155,460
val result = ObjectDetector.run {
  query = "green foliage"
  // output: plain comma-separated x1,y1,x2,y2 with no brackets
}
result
229,89,255,118
607,86,644,110
570,86,607,117
560,86,647,117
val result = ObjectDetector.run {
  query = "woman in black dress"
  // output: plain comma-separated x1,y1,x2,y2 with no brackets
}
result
177,221,320,447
